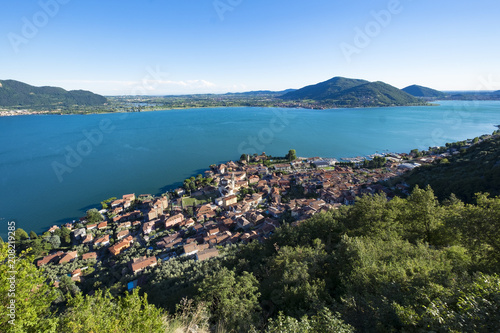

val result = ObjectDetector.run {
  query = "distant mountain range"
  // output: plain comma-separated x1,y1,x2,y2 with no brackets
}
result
224,89,296,96
444,90,500,101
402,84,447,98
3,77,499,113
280,77,425,107
0,79,107,109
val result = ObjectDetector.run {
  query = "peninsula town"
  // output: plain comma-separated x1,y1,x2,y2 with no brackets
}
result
29,140,484,294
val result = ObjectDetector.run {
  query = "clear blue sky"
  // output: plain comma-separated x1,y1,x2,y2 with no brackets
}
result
1,0,499,95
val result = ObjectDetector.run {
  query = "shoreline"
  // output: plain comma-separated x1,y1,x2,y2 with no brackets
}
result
9,97,500,117
33,130,499,237
2,107,498,239
2,128,498,241
0,101,436,117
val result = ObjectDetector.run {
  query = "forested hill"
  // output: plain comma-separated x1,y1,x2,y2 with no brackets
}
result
402,84,447,98
403,134,500,202
280,76,425,107
0,79,107,109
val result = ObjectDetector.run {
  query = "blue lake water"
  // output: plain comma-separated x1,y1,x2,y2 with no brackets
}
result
1,100,499,238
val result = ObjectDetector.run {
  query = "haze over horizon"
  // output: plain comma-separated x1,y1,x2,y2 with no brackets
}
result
1,0,499,95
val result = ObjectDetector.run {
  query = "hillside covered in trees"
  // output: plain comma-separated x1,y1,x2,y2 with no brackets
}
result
0,79,107,110
402,134,500,203
280,77,426,107
402,84,447,98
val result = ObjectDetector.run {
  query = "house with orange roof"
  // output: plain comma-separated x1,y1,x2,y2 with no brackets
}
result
82,234,94,244
248,175,260,184
117,230,130,240
122,194,136,208
111,199,125,208
37,251,64,267
59,251,78,264
165,213,184,228
222,195,238,208
109,236,133,256
48,225,60,233
97,221,108,230
94,234,110,246
196,248,219,261
130,256,158,274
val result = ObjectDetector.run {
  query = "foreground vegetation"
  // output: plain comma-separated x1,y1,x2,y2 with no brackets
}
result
402,132,500,202
3,183,500,332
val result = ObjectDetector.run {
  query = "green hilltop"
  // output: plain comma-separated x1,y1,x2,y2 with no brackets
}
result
402,84,447,98
280,76,369,100
280,76,426,107
0,79,107,109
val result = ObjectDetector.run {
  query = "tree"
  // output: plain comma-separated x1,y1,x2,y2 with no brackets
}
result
189,182,196,191
196,267,260,331
396,273,500,332
403,185,443,244
264,240,332,317
25,238,51,257
362,156,387,169
0,244,58,332
343,193,401,238
29,231,38,240
60,227,72,246
101,197,117,209
183,179,191,192
14,228,29,243
266,308,354,333
59,275,80,298
457,193,500,271
46,235,61,249
286,149,297,161
85,208,103,224
57,289,168,333
240,153,248,161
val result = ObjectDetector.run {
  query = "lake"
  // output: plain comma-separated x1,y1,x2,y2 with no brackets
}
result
1,100,499,238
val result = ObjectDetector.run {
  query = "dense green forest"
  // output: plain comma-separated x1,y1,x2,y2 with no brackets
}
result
0,80,107,109
402,84,447,98
280,77,426,107
3,183,500,332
